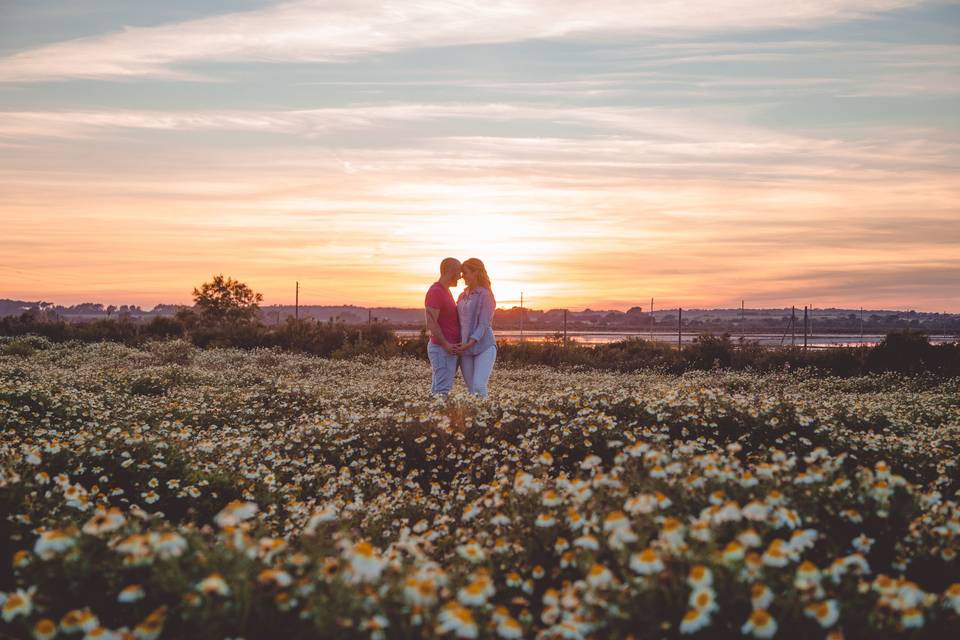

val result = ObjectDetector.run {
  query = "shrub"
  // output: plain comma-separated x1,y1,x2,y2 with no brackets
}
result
1,338,37,358
926,341,960,377
74,318,141,345
253,347,284,368
144,315,186,339
1,317,956,378
682,332,735,369
866,330,933,374
148,339,197,365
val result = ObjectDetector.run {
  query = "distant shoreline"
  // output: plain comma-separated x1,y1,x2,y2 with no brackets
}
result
395,329,960,347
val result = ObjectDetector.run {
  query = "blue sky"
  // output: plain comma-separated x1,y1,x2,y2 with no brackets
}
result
1,1,958,310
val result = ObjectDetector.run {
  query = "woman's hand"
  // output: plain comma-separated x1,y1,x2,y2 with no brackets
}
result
452,340,476,354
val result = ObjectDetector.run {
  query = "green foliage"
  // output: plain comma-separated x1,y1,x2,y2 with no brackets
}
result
1,309,957,378
1,337,38,358
866,330,934,374
145,315,187,339
148,338,197,365
685,333,735,369
497,333,958,378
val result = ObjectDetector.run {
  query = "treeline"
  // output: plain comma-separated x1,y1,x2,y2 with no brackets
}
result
0,314,421,360
496,331,960,377
1,313,958,377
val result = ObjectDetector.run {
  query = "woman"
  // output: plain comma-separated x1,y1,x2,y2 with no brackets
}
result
455,258,497,397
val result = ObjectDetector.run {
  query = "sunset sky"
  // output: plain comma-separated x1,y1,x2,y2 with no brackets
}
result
1,1,958,311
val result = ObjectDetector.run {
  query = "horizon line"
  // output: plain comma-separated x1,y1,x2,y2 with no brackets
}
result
4,295,958,316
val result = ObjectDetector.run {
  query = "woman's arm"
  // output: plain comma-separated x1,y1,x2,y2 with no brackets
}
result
468,289,495,343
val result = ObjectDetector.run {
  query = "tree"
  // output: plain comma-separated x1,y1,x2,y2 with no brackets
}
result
106,305,117,317
192,274,263,325
72,303,104,315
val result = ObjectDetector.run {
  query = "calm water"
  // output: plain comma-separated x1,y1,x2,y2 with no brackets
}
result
394,330,957,348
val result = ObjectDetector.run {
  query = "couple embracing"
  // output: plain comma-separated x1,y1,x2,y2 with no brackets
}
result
424,257,497,398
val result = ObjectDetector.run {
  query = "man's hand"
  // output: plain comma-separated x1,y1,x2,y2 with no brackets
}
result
442,341,458,355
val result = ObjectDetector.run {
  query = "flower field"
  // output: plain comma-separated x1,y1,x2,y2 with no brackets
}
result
2,339,959,639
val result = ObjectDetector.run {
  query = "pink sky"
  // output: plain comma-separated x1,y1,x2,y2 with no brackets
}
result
1,1,958,311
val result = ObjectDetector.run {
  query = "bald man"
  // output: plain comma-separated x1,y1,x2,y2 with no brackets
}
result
424,257,462,396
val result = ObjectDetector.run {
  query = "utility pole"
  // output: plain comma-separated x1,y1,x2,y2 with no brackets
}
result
741,299,745,339
368,308,372,325
791,305,796,346
803,305,808,351
295,281,299,320
650,297,654,341
520,291,524,342
563,308,568,346
860,307,864,345
678,307,682,348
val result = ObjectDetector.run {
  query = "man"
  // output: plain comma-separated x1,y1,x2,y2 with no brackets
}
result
424,257,462,396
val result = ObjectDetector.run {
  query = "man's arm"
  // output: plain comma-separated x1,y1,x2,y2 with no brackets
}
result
425,306,455,353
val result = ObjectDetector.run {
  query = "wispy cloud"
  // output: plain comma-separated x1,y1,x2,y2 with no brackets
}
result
0,103,769,140
3,103,956,178
588,40,960,97
0,0,924,82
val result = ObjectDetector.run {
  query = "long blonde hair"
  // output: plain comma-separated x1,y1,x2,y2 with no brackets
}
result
462,257,492,293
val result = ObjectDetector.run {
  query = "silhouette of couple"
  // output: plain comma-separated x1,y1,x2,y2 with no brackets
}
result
424,258,497,398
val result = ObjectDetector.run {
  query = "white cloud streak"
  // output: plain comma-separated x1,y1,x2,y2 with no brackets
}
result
0,0,925,82
0,102,765,139
2,103,956,176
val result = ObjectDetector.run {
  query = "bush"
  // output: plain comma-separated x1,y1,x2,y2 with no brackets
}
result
1,338,36,358
594,337,680,371
253,347,284,368
74,318,141,344
1,336,51,358
148,339,197,365
925,341,960,377
683,332,734,369
866,330,933,374
144,315,186,339
128,370,168,396
1,315,956,378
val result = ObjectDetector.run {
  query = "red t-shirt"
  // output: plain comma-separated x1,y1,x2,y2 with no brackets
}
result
425,281,460,345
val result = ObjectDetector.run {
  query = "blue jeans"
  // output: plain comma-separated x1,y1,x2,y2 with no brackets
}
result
427,342,458,396
460,345,496,398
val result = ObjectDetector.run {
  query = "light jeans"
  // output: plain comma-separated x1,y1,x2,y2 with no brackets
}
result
460,345,496,398
427,342,458,396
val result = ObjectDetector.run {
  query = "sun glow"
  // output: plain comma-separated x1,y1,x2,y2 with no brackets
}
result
389,191,583,308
